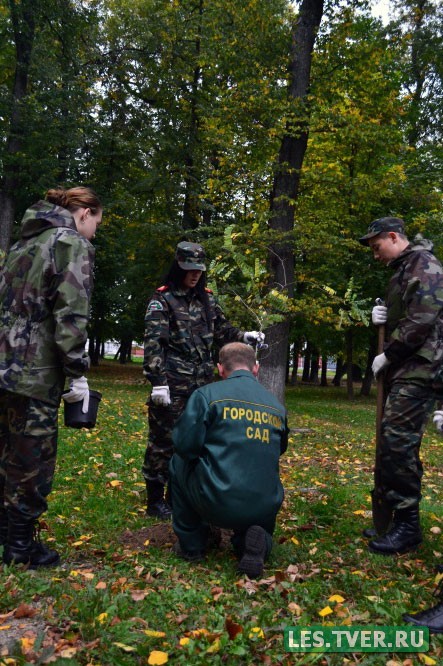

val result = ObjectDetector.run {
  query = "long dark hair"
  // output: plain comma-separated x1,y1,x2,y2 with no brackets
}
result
163,261,212,329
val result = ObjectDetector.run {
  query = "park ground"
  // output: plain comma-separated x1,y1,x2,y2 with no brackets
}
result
0,360,443,665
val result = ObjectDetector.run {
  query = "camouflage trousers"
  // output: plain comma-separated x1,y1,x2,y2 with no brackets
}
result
379,381,435,511
142,369,215,485
142,392,191,485
0,390,58,520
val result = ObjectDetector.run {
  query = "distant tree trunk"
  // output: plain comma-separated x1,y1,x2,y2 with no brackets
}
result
259,0,324,404
309,349,319,383
0,0,37,250
182,0,203,230
333,357,343,386
119,338,132,364
345,329,354,400
88,335,101,366
360,334,377,396
320,354,328,386
290,346,299,385
302,345,311,382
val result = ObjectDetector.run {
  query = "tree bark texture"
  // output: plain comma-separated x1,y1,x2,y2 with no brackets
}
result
0,0,36,250
259,0,324,404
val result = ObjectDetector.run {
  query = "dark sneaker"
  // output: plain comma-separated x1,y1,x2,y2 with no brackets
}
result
147,500,172,520
172,541,205,562
237,525,267,579
403,601,443,634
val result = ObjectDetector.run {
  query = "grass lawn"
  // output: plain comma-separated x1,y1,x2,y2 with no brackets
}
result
1,360,443,665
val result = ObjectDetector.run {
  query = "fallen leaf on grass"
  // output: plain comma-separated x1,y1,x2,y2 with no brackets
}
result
131,590,148,601
225,617,243,639
14,604,37,619
328,594,345,603
147,650,168,664
249,627,264,639
418,656,436,665
144,630,166,638
113,642,137,652
318,606,333,617
288,602,302,616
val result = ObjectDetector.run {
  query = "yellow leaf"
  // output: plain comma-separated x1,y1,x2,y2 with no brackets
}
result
353,510,365,515
144,539,150,546
97,613,108,623
206,639,221,653
179,637,190,646
419,656,436,665
20,636,35,650
318,606,333,617
72,541,84,547
328,594,345,603
60,648,78,658
291,537,300,545
110,479,123,487
113,642,137,652
144,630,166,638
147,651,169,665
248,627,264,639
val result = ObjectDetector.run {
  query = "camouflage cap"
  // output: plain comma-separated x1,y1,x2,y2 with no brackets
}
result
359,217,405,246
175,241,206,270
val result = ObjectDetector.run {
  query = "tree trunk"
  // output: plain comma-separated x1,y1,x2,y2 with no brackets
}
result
0,0,37,250
309,349,319,383
260,0,324,403
290,346,298,385
360,334,377,396
320,354,328,386
345,329,354,400
301,343,311,382
333,357,343,387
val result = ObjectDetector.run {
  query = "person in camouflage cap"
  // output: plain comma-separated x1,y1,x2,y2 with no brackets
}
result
359,217,443,555
0,186,102,568
142,241,265,519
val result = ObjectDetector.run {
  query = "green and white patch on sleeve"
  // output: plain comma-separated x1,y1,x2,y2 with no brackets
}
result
148,300,164,311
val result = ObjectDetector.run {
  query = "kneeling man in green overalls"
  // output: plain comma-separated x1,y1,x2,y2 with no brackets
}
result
169,342,288,578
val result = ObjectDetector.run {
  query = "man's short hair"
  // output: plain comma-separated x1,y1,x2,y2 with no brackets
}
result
219,342,256,373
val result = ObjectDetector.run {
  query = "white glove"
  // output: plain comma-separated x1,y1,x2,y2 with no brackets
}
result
63,376,90,414
243,331,265,345
433,410,443,433
372,353,390,378
372,305,388,325
151,386,171,406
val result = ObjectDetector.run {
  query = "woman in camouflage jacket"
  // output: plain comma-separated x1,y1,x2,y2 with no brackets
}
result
142,241,264,518
0,186,102,567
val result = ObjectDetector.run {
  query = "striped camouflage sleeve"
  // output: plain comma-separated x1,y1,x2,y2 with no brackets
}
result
143,293,170,386
52,231,94,378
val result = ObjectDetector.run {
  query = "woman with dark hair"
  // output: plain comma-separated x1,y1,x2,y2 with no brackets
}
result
0,186,102,567
142,241,264,518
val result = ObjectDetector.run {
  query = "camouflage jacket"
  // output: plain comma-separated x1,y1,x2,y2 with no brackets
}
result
383,236,443,384
0,201,95,405
143,285,244,390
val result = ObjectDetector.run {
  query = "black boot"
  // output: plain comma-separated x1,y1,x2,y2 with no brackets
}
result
3,516,60,568
146,481,172,520
237,526,268,579
403,601,443,633
368,507,422,555
0,507,7,547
